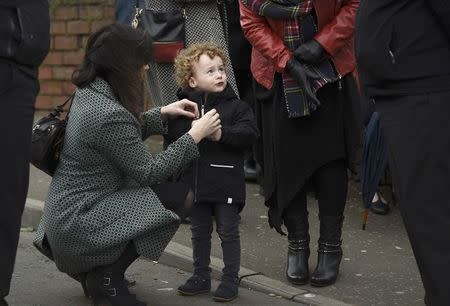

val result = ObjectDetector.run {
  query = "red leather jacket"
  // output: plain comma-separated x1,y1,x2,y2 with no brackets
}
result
239,0,359,89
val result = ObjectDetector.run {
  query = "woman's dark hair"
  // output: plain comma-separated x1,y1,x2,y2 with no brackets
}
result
72,23,153,120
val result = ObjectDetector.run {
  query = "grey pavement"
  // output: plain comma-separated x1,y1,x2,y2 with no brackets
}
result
21,122,425,305
8,232,304,306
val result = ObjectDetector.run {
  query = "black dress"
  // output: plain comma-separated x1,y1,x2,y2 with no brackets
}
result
255,73,360,231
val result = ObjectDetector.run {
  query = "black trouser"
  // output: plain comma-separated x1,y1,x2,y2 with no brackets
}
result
190,201,241,282
284,159,348,240
375,91,450,306
0,61,39,299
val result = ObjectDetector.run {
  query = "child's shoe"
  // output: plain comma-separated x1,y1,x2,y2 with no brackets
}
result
178,275,211,296
212,280,238,302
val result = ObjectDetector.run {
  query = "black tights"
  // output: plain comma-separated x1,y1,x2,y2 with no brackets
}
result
284,159,348,219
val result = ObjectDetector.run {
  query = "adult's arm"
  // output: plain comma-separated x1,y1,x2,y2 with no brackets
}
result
239,1,291,72
314,0,359,57
427,0,450,40
97,109,199,186
140,107,168,139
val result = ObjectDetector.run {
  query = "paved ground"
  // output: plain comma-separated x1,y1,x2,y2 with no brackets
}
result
24,122,425,305
8,232,304,306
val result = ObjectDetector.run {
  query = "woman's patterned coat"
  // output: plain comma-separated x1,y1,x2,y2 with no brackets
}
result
144,0,238,107
34,78,199,275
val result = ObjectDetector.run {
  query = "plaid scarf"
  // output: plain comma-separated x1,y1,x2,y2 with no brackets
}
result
241,0,338,117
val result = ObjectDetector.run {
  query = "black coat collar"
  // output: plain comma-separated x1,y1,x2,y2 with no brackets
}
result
176,84,237,108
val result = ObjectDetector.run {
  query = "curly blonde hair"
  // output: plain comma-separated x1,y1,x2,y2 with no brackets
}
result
175,42,227,89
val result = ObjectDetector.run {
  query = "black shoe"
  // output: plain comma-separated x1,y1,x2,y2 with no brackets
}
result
180,216,191,224
78,273,136,298
310,241,342,287
370,199,390,215
286,239,310,285
310,215,344,287
244,159,257,182
86,269,146,306
213,280,238,302
178,275,211,296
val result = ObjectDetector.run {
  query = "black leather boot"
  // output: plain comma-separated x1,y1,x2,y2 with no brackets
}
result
284,212,309,285
310,215,344,287
286,239,310,285
86,269,146,306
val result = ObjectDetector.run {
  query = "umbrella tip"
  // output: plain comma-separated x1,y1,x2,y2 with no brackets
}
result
362,208,369,230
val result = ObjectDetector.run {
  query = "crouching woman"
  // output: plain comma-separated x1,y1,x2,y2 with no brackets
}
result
34,23,221,306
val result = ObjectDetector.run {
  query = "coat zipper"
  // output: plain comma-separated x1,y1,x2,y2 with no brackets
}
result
194,95,206,203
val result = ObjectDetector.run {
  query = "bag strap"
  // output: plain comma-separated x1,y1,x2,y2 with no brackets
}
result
50,93,75,119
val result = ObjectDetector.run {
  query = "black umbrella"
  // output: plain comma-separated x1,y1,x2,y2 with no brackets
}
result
360,112,388,229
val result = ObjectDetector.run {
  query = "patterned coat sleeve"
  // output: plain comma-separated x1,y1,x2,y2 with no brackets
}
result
96,109,199,186
141,107,167,139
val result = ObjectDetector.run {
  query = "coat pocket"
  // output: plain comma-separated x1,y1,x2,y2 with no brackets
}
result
196,162,244,203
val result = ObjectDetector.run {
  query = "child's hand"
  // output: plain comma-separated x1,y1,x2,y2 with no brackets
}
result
207,128,222,141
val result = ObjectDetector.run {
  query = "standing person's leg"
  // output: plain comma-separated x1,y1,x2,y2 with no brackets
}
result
178,202,212,295
376,93,450,306
282,188,310,285
0,64,38,304
310,159,348,287
213,202,241,302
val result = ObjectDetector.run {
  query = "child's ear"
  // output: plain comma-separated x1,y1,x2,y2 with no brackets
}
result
188,76,197,89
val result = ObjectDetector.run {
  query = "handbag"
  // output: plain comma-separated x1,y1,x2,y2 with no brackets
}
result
30,94,74,176
131,1,186,63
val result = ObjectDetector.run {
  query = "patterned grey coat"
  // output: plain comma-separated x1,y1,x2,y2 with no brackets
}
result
34,78,199,275
144,0,238,107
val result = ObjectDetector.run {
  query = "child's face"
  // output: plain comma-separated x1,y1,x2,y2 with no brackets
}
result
189,54,227,93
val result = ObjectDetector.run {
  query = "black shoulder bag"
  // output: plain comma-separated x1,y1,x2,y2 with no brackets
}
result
131,1,186,63
30,94,74,176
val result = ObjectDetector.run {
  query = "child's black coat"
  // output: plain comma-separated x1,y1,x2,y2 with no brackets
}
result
165,85,258,209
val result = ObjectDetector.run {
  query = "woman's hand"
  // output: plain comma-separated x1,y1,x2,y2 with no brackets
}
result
161,99,199,120
188,109,221,144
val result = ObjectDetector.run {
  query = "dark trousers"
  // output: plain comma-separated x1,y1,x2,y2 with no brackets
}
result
190,202,241,282
375,91,450,306
0,62,39,298
284,159,348,240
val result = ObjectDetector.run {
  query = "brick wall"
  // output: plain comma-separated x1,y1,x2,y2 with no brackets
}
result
36,0,115,110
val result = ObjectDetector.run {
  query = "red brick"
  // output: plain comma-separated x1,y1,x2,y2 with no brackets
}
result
63,50,84,65
40,81,64,95
62,82,76,95
90,20,110,32
39,66,52,80
50,21,66,34
43,51,63,65
54,6,78,21
54,36,78,50
53,66,75,80
104,6,116,19
67,20,91,34
77,0,108,4
81,35,90,48
80,6,104,20
35,95,71,110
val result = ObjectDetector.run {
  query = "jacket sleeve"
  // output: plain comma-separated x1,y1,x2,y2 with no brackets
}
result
314,0,359,57
239,1,291,72
140,107,168,140
219,101,258,149
96,109,199,186
427,0,450,40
